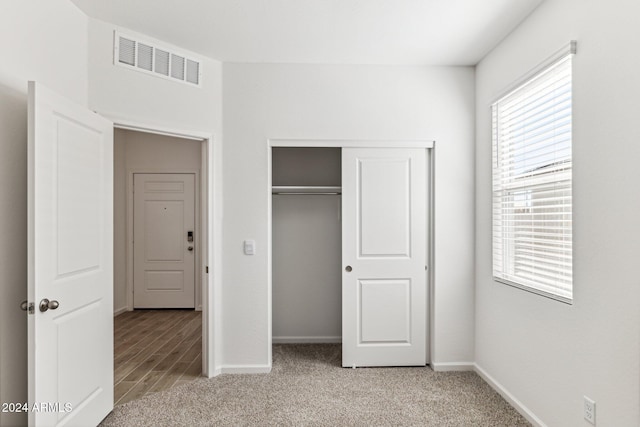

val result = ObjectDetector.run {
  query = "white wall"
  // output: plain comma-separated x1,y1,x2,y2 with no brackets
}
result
475,0,640,425
273,195,342,341
114,129,203,314
88,18,223,134
0,1,89,425
222,64,475,368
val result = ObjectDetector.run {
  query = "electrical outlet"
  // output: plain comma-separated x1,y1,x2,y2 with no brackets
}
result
584,396,596,425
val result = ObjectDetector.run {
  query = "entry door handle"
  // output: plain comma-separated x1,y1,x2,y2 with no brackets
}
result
39,299,60,312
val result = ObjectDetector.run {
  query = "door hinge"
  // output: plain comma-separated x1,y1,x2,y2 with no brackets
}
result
205,266,209,273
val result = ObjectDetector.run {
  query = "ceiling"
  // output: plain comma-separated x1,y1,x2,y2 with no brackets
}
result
70,0,543,66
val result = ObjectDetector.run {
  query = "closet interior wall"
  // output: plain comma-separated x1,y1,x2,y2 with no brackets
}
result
272,147,342,343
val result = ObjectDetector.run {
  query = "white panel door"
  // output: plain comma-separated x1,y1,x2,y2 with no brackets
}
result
133,173,196,308
342,148,427,367
28,81,113,426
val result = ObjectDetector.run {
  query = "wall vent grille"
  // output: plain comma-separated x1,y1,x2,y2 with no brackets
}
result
114,31,202,87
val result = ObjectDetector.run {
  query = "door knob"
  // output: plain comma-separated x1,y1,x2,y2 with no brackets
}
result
20,300,28,311
188,246,194,252
345,265,352,272
39,298,59,312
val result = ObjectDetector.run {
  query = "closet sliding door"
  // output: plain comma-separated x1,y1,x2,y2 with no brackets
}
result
342,148,427,367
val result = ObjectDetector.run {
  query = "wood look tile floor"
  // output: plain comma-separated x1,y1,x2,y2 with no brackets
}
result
113,309,202,406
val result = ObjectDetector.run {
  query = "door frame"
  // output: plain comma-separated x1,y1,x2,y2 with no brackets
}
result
267,138,435,368
104,114,222,377
128,170,201,310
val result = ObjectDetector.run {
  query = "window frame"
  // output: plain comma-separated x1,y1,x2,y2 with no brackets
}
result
491,42,576,304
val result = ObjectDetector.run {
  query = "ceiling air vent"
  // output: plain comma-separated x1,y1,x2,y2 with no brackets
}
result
170,54,185,80
186,59,200,85
114,31,202,87
155,49,170,76
137,43,153,71
118,37,136,66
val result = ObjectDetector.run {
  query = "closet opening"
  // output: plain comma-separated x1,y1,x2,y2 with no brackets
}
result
271,147,343,348
268,140,433,368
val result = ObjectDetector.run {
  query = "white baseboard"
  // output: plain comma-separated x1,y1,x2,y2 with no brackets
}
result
113,306,129,317
208,367,222,378
272,336,342,344
220,365,272,374
430,361,475,372
474,363,546,427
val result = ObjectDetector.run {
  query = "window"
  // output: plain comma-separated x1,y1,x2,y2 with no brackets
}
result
492,44,575,303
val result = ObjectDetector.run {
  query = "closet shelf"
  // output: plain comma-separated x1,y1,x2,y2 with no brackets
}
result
272,186,342,195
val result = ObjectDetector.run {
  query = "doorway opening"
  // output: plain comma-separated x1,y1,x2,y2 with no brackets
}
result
112,128,208,405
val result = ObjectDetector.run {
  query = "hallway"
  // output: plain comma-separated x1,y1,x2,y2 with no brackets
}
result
113,310,201,405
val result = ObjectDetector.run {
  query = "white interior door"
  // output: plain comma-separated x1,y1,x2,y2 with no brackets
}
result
342,148,427,367
28,81,114,426
133,173,196,308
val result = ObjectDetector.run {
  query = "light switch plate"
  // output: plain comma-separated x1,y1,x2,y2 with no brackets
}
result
244,239,256,255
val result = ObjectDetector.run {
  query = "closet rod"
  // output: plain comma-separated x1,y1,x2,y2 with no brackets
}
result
272,185,342,195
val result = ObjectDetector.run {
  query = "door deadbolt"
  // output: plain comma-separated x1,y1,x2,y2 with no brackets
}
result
345,265,352,272
39,299,59,312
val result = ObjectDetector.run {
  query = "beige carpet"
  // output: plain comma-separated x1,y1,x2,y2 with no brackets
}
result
101,344,529,426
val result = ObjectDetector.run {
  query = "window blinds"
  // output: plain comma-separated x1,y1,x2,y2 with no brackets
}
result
492,53,573,303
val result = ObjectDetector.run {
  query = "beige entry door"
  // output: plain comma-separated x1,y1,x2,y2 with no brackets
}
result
134,173,196,308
